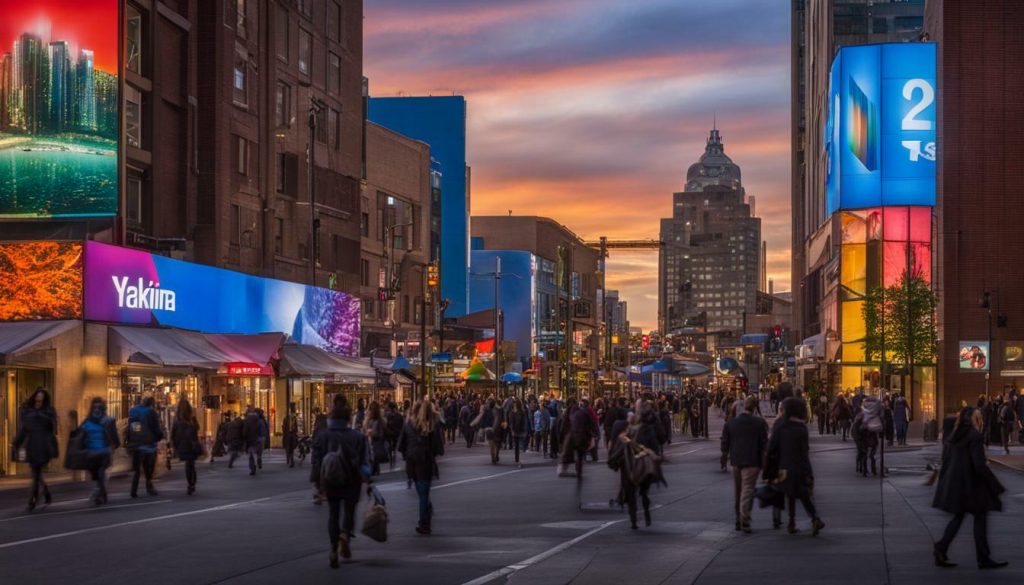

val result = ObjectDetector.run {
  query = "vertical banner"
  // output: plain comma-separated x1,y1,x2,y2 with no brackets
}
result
0,1,119,218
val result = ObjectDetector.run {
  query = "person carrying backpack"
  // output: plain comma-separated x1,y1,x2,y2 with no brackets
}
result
125,395,164,497
312,394,370,569
855,396,884,477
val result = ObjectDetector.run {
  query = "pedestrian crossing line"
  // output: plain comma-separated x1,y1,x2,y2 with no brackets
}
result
0,499,172,523
432,468,529,490
0,496,271,549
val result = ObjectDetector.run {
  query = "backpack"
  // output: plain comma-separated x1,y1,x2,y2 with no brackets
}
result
320,431,358,489
126,413,156,448
862,406,883,434
1000,403,1015,423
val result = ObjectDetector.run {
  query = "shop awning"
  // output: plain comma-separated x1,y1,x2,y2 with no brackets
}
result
277,343,375,381
109,327,284,371
0,320,80,363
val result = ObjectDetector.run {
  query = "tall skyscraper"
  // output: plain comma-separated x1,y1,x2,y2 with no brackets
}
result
48,41,69,133
75,49,95,131
659,128,761,336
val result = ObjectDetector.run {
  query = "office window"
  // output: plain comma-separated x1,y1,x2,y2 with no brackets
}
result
361,259,370,287
327,1,341,42
364,299,374,319
126,4,143,74
328,52,341,95
275,6,289,62
414,296,422,324
329,108,340,148
315,107,327,143
894,16,923,31
275,81,291,127
361,211,369,237
233,44,247,106
236,0,248,39
126,176,143,224
125,85,142,148
298,28,311,75
236,136,250,176
230,204,241,245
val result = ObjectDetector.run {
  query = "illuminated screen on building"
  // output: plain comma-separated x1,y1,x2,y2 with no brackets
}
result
0,1,119,218
0,241,83,320
826,43,936,215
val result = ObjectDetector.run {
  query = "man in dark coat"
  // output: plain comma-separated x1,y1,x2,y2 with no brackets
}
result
225,412,244,468
722,396,769,533
242,406,261,475
766,398,824,535
932,407,1007,570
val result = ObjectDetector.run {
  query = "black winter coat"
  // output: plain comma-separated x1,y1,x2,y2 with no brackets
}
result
398,422,444,482
14,407,58,465
225,418,245,449
721,412,768,469
312,419,369,498
933,426,1004,514
766,419,813,497
171,419,201,461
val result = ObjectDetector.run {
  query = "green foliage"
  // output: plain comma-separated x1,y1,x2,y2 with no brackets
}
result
861,269,938,369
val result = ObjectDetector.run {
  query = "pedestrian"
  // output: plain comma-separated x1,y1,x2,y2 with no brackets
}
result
444,397,459,445
354,398,367,432
13,387,58,511
226,412,244,467
399,398,445,535
883,396,895,447
765,398,824,535
171,398,201,495
508,398,530,467
483,399,506,465
310,408,328,504
616,400,664,529
560,398,598,480
312,395,370,569
256,408,269,468
833,395,852,441
125,395,164,497
459,400,478,448
854,396,883,477
721,396,769,533
602,397,624,450
242,406,261,475
997,394,1017,455
893,393,910,446
80,397,120,506
364,401,387,476
283,403,299,467
815,394,829,435
211,412,230,463
932,407,1007,570
384,402,405,470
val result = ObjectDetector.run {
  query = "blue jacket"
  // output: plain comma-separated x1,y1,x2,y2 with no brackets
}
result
126,405,164,452
533,408,551,432
82,415,119,453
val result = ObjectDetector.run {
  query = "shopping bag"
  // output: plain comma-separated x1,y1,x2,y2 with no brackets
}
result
361,486,389,543
63,429,90,470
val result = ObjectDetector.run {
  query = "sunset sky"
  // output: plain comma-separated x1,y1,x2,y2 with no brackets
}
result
365,0,792,331
0,0,119,73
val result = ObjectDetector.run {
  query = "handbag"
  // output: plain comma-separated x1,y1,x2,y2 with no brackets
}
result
63,429,91,470
361,486,389,543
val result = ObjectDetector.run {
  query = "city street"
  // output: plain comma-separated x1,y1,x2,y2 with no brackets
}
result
2,410,1021,585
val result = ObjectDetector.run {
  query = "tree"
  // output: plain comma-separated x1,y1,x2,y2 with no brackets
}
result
861,268,938,384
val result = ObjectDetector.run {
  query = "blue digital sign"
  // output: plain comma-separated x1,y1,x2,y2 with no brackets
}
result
825,43,936,214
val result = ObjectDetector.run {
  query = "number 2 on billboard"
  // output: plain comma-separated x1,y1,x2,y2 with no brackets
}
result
902,79,934,131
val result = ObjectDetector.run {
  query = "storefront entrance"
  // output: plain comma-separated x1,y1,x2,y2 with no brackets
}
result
0,367,54,476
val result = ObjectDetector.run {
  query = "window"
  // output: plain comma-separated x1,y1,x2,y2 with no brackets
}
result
414,296,422,324
360,259,370,287
126,176,142,224
298,28,311,75
315,107,327,143
236,136,250,176
276,153,297,196
364,299,374,319
327,1,341,42
361,211,369,236
402,296,410,323
233,44,247,106
230,204,241,245
275,6,289,62
328,108,340,148
126,4,143,74
275,81,291,127
125,85,142,148
236,0,248,39
894,16,923,32
275,217,284,254
328,52,341,94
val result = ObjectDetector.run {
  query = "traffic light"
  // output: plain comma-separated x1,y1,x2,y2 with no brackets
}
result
427,262,440,288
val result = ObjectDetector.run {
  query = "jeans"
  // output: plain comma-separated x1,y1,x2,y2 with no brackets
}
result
184,459,197,488
414,480,433,527
533,430,548,454
88,453,111,500
936,512,990,562
732,466,760,525
327,494,359,546
131,450,156,493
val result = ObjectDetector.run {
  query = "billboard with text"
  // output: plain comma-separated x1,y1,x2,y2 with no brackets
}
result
0,0,119,218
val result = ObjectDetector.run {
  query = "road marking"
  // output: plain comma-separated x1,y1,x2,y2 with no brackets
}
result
0,499,172,523
431,469,527,490
0,496,270,549
461,519,622,585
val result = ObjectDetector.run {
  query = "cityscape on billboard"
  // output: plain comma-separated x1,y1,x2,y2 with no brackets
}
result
0,1,118,218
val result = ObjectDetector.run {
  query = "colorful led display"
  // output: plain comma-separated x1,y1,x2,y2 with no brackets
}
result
83,242,361,356
0,1,119,218
958,342,990,372
826,43,936,214
0,241,83,320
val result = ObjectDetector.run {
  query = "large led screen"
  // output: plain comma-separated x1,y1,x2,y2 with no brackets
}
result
0,241,83,320
0,1,119,218
84,242,361,356
825,43,936,215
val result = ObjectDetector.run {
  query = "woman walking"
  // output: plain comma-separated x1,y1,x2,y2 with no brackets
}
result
171,398,201,495
13,387,58,511
483,399,505,465
364,402,387,476
619,401,665,529
80,397,119,506
508,398,530,467
766,399,824,535
932,407,1007,570
399,399,445,534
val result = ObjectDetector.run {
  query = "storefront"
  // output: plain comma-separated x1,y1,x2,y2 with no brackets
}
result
277,344,376,431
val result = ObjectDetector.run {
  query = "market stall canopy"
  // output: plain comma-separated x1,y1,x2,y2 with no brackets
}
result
387,355,413,371
277,343,375,381
460,357,493,381
0,320,80,363
501,372,523,384
109,327,284,371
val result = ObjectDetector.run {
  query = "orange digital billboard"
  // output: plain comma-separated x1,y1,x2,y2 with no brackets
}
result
0,241,83,320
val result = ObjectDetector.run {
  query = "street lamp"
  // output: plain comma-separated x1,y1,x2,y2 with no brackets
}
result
303,96,328,286
981,291,993,397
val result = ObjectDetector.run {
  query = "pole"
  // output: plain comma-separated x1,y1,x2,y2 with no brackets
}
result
307,102,317,286
987,294,993,399
495,257,502,399
421,266,429,400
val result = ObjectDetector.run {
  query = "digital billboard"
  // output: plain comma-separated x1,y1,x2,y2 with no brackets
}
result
0,1,119,218
84,242,361,356
958,341,990,372
0,241,83,320
825,43,936,215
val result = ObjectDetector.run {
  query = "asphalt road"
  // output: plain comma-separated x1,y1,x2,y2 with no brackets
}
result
1,410,1021,585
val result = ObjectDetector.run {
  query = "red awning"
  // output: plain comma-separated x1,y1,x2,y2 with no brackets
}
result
475,338,496,353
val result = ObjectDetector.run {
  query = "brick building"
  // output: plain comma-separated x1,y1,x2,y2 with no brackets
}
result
926,0,1024,412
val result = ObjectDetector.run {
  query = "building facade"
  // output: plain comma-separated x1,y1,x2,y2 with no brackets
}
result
659,129,762,338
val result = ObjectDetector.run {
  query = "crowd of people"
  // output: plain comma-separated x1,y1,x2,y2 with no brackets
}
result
7,380,1014,572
